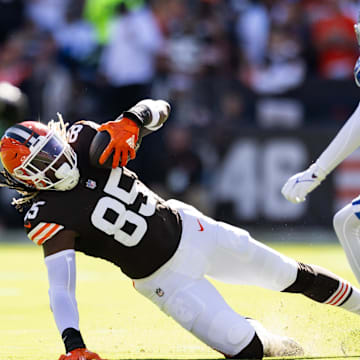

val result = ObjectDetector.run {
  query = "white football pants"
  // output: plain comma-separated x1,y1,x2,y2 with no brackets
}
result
133,200,298,357
333,197,360,284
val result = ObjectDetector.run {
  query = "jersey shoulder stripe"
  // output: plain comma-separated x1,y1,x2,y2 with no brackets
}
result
28,222,64,245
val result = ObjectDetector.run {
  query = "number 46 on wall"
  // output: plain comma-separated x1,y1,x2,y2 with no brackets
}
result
213,139,308,221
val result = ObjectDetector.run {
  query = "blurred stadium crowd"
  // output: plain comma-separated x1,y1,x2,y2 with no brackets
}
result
0,0,360,229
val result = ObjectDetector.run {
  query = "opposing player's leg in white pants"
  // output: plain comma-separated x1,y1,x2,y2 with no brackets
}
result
334,199,360,286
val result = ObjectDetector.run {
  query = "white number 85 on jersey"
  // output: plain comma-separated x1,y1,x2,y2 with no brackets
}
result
91,168,156,247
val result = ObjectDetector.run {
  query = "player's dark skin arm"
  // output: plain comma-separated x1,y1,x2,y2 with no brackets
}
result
42,230,77,257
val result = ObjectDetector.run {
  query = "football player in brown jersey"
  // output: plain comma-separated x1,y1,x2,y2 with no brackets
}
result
1,99,360,360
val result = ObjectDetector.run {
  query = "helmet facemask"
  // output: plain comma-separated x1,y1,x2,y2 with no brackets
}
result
13,131,79,191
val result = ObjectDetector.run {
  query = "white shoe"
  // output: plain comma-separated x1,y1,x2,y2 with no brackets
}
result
246,319,304,357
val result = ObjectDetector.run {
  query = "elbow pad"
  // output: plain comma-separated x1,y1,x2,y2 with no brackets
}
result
123,99,171,131
45,249,79,334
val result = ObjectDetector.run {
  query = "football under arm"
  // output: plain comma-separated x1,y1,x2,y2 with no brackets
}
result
123,99,171,132
89,99,171,168
315,102,360,175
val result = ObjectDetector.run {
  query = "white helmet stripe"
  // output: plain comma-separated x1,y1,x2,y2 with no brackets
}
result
7,127,37,146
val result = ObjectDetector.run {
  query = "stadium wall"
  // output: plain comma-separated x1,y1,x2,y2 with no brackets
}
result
213,128,340,228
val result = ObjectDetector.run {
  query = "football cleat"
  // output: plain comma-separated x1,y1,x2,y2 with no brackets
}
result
247,319,304,357
0,120,79,190
264,333,304,357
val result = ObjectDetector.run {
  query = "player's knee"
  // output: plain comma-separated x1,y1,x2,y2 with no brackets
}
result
333,203,360,254
333,205,353,234
163,283,262,357
225,333,263,359
163,288,203,330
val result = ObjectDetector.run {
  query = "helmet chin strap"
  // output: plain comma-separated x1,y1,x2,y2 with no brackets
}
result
54,163,80,191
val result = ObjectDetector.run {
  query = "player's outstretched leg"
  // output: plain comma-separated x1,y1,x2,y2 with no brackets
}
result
200,216,360,316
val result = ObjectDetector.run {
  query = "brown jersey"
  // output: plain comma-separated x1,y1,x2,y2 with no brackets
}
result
23,121,182,279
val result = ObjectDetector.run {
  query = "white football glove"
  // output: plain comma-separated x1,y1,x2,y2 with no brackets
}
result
281,163,326,204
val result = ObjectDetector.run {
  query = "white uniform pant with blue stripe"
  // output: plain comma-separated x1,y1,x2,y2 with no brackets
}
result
334,196,360,284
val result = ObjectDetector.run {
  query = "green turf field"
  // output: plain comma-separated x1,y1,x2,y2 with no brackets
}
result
1,241,360,360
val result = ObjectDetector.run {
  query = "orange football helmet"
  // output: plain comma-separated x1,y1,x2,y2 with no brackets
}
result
0,121,79,190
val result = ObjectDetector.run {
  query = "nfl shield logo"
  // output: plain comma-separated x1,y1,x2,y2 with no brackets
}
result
155,288,164,297
86,179,97,189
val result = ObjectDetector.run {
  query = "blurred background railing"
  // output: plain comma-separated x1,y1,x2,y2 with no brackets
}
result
0,0,360,236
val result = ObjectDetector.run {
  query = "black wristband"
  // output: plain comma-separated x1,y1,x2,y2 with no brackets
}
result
123,103,152,127
62,328,86,353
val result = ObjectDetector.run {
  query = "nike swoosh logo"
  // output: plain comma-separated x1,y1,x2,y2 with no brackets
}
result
197,219,204,232
295,179,314,184
24,222,31,229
